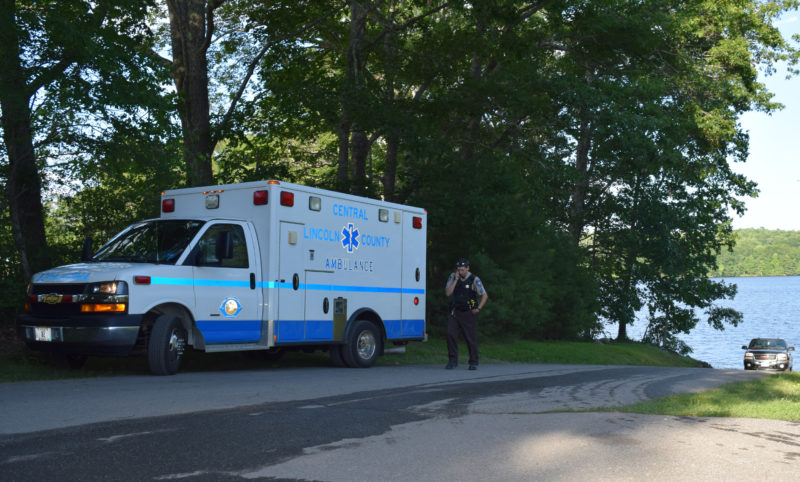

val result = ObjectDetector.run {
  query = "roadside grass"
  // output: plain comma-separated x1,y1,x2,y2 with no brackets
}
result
2,328,796,420
598,372,800,421
0,333,699,382
381,337,701,368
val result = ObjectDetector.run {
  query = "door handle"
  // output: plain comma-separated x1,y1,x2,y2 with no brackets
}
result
250,273,255,290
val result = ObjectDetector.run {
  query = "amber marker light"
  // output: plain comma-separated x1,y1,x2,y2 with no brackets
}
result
81,304,127,313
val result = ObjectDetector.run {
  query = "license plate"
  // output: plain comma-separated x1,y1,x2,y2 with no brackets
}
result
759,360,771,367
34,327,52,342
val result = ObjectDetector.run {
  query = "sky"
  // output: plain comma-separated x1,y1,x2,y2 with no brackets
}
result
732,12,800,231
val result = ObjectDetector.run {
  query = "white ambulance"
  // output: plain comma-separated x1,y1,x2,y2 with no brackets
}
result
17,180,427,374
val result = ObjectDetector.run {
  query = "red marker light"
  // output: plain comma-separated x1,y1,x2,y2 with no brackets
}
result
162,199,175,212
414,297,419,305
253,190,268,205
412,216,422,229
134,276,151,285
280,191,294,207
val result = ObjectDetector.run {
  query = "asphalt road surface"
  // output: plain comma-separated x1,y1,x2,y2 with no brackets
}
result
1,364,798,481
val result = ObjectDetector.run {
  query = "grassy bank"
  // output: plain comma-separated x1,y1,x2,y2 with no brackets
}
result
3,334,796,421
0,335,701,383
598,372,800,421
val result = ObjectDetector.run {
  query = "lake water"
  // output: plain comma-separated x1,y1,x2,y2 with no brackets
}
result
624,276,800,369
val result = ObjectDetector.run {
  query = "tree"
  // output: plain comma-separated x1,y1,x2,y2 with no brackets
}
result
162,0,221,187
0,0,161,280
542,0,797,344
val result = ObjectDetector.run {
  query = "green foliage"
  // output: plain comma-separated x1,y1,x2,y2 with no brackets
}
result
0,208,26,322
3,1,799,347
711,229,800,277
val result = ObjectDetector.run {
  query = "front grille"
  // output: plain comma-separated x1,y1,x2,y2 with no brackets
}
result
29,304,84,317
31,284,87,295
29,283,87,317
757,354,776,360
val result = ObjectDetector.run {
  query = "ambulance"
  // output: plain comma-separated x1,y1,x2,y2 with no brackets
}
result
17,180,427,374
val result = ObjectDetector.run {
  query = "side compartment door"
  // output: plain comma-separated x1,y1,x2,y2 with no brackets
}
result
190,222,263,345
304,271,334,341
276,221,305,342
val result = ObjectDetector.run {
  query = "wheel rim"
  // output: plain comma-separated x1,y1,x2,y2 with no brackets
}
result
168,329,185,360
356,330,376,360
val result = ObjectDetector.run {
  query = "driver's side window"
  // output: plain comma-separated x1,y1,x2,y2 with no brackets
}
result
192,224,249,268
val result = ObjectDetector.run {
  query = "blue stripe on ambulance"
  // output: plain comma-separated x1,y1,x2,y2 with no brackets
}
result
152,277,425,343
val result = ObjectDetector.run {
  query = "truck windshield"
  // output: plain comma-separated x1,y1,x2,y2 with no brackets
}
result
92,220,206,265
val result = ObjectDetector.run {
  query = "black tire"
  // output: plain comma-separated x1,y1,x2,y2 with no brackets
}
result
341,320,382,368
148,314,186,375
329,344,346,367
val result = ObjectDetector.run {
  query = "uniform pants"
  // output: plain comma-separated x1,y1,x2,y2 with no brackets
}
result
447,309,479,365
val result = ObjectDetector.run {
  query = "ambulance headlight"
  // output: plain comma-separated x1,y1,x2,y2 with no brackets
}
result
89,281,128,295
83,281,129,311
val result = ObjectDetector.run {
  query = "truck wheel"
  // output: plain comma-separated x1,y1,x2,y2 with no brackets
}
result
341,320,382,368
148,314,186,375
329,344,346,367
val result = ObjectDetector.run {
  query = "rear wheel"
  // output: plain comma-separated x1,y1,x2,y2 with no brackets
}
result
148,315,186,375
341,320,382,368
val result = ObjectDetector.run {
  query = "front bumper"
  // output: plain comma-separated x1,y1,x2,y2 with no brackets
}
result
743,360,791,371
16,313,144,355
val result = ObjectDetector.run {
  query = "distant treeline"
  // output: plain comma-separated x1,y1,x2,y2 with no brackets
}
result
711,229,800,277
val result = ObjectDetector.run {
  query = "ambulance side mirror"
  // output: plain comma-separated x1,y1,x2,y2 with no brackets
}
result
81,237,93,262
215,231,233,260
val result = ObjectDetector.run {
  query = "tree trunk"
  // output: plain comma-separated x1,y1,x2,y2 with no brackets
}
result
381,17,399,203
336,0,368,194
166,0,215,187
336,119,350,191
569,115,592,246
383,128,399,202
349,129,369,196
0,0,50,280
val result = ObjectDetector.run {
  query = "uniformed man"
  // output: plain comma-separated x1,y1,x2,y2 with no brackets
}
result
445,258,488,370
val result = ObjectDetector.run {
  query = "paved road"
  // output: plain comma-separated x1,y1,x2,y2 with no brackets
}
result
1,364,798,480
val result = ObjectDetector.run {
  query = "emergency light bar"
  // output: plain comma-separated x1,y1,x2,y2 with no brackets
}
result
253,190,267,205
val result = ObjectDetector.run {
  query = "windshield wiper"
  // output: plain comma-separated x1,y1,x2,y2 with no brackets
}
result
96,255,153,263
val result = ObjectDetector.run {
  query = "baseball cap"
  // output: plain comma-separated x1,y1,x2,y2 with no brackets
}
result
456,258,469,267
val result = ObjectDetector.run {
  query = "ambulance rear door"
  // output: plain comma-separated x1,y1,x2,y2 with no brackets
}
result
401,210,426,338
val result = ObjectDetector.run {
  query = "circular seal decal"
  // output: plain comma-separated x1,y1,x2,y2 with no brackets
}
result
219,297,242,318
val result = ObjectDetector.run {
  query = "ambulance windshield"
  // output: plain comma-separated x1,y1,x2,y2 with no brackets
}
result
92,220,205,265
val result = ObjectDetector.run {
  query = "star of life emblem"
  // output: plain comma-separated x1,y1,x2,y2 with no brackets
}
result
341,223,360,253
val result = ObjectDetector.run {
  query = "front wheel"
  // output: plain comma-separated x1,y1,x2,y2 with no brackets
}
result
148,314,186,375
341,319,382,368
